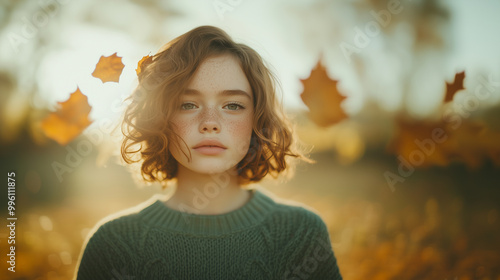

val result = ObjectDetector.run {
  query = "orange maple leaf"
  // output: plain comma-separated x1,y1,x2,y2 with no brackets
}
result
136,55,153,76
300,60,347,127
41,88,92,145
444,71,465,103
92,52,125,83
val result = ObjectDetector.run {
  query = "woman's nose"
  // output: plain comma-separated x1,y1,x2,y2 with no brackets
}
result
200,121,220,132
199,108,221,133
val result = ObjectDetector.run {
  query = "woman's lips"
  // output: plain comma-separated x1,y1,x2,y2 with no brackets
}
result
193,146,226,155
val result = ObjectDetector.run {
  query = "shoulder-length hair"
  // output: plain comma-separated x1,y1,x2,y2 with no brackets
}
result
121,25,312,188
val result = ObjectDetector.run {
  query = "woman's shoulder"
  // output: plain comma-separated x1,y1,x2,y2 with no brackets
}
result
276,202,326,227
258,190,332,247
84,196,162,241
259,189,328,228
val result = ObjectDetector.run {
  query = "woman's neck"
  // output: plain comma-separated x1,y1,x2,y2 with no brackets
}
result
164,165,252,215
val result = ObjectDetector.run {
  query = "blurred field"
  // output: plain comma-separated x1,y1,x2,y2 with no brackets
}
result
1,135,499,280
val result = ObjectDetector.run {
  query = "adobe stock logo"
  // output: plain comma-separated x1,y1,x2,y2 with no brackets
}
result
339,0,405,63
282,235,335,280
384,73,500,192
8,0,71,54
212,0,244,20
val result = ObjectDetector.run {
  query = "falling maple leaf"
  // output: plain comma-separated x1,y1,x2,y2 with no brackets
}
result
92,52,125,83
41,88,92,145
444,71,465,103
300,60,347,127
136,55,153,76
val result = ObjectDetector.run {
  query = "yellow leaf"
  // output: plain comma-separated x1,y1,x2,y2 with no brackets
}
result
300,60,347,127
136,55,153,76
92,52,125,83
41,88,92,145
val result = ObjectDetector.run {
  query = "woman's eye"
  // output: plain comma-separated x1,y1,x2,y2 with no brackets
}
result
180,102,244,111
224,103,244,110
180,103,196,110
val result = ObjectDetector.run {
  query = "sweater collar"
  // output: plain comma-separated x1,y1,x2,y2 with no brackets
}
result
138,188,276,236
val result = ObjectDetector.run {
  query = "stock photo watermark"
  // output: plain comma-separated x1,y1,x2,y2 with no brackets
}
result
282,235,334,280
8,0,70,54
50,117,119,182
6,171,17,273
339,0,406,63
175,167,236,221
171,126,286,224
50,79,147,182
174,146,249,224
50,51,191,183
111,267,135,280
212,0,244,20
384,73,500,192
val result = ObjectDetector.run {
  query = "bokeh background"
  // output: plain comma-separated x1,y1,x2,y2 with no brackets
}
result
1,0,500,279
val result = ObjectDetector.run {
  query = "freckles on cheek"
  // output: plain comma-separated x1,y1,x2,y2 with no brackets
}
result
172,119,190,137
227,118,253,155
227,117,253,139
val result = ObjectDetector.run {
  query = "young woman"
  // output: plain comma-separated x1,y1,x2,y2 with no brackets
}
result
76,25,343,280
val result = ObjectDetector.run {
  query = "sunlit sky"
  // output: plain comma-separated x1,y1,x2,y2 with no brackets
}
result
1,0,500,125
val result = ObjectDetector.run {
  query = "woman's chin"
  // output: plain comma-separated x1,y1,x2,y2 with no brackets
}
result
189,161,238,176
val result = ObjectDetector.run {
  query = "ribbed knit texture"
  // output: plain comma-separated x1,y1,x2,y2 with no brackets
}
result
76,189,343,279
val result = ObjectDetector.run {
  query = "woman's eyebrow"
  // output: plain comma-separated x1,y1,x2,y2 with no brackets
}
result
184,89,252,100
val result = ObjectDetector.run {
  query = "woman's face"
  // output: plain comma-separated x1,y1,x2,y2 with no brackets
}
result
169,54,254,175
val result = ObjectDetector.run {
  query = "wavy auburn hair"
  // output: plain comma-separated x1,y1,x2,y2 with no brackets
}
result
121,25,312,188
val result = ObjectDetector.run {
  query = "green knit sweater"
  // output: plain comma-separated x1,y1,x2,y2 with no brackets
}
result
76,189,343,279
